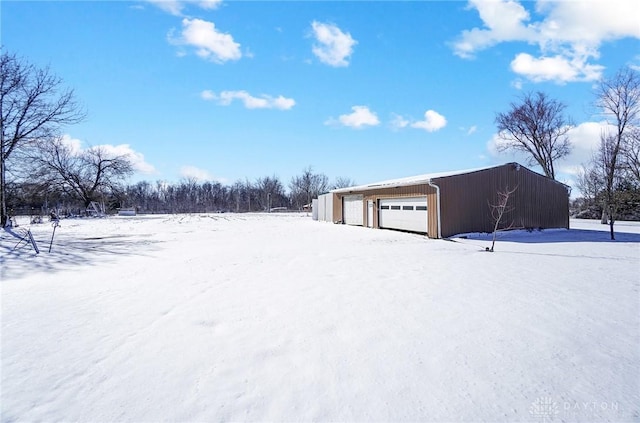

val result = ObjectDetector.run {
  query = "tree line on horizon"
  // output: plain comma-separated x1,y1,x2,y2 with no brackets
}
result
6,168,354,217
1,49,639,238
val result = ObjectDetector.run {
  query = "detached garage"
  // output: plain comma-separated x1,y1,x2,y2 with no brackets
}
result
320,162,569,239
379,197,428,233
342,195,364,226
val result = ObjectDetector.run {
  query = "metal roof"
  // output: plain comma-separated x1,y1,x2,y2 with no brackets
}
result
331,163,517,194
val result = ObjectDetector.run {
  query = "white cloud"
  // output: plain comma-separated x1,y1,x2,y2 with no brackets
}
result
467,125,478,135
60,135,156,174
510,53,604,83
200,89,216,100
453,0,536,59
453,0,640,83
180,165,212,181
484,120,616,192
486,132,511,159
147,0,183,15
169,18,241,63
410,110,447,132
511,78,524,90
197,0,223,10
98,144,156,174
388,111,448,132
311,21,357,67
486,122,604,162
535,0,640,47
326,106,380,128
390,114,410,130
147,0,222,16
271,96,296,110
59,134,83,155
201,90,295,110
560,121,617,171
558,121,616,194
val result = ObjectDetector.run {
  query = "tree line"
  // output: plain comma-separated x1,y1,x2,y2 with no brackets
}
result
1,48,638,238
6,167,353,217
122,169,352,214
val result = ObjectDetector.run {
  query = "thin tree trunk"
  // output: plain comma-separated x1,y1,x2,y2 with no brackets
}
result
609,219,615,240
0,150,6,227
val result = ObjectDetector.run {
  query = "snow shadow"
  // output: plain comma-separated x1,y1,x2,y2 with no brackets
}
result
455,227,640,244
0,227,161,280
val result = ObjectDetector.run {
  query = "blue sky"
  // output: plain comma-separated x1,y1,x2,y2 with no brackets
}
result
2,0,639,193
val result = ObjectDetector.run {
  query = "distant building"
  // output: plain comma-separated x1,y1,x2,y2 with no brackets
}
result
118,207,136,216
315,162,569,238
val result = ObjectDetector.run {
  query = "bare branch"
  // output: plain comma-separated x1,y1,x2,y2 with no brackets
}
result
622,127,640,183
495,91,573,179
27,138,133,210
289,166,329,210
331,176,356,190
1,50,86,225
487,185,519,252
592,67,640,240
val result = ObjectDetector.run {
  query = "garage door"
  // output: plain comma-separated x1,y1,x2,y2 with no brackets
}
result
343,195,364,226
379,197,427,233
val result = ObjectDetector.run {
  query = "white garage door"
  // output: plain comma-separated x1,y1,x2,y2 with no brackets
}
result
379,197,428,233
343,195,364,226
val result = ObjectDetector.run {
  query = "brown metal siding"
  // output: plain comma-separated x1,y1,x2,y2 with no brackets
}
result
332,193,342,223
329,163,568,238
433,163,569,238
335,185,437,235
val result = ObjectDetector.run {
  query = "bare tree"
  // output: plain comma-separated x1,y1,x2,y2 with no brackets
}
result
331,176,356,190
486,185,518,252
576,163,603,203
255,175,287,211
593,67,640,240
289,166,329,210
30,137,133,210
495,91,573,179
623,127,640,183
575,160,606,220
594,133,626,233
1,51,85,226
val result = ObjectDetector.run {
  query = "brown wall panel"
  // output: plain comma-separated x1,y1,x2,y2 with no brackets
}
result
332,193,342,223
329,163,569,239
434,164,569,238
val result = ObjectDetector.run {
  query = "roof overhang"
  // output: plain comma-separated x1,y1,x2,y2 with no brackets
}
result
331,163,508,194
331,162,570,194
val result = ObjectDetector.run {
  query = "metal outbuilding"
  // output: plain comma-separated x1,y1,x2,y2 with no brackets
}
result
316,163,569,239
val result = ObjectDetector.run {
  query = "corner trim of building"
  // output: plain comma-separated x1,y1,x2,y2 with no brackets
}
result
427,180,442,238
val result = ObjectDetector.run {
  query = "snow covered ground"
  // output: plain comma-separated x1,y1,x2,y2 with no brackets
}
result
1,214,639,422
